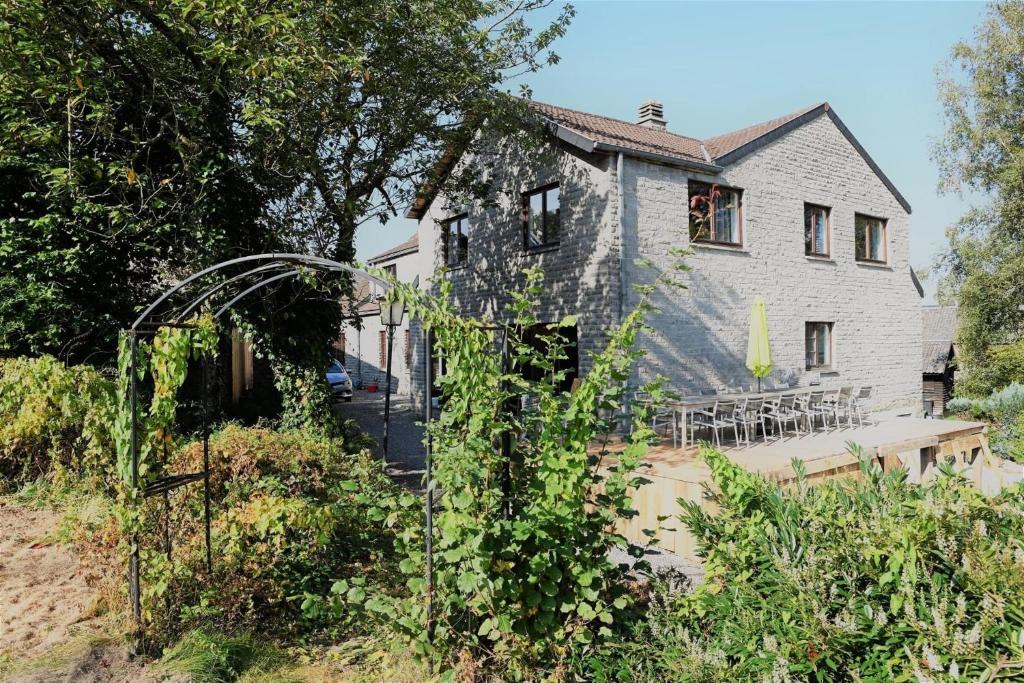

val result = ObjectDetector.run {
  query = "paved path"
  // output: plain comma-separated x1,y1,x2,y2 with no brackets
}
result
336,390,426,489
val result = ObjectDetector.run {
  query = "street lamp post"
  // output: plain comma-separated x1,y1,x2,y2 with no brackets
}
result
378,294,406,463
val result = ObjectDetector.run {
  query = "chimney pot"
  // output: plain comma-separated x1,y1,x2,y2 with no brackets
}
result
638,100,666,129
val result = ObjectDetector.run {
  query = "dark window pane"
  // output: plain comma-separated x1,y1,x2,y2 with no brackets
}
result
447,219,459,265
855,217,867,260
688,181,711,241
528,193,544,247
804,205,814,254
545,187,560,243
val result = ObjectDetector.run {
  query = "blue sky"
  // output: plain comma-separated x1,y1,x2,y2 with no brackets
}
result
355,1,988,301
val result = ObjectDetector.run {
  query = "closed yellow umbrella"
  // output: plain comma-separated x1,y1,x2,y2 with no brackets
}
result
746,296,772,391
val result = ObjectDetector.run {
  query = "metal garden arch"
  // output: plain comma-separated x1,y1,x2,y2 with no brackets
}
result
123,254,394,628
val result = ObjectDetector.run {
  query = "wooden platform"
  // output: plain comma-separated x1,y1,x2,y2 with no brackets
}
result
601,417,990,562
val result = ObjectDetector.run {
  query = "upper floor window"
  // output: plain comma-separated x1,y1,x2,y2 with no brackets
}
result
805,321,833,370
855,214,887,263
382,263,397,279
804,204,830,257
522,184,560,249
443,214,469,267
688,181,742,246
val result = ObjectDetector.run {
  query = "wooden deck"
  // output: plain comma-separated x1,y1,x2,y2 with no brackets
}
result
600,416,991,562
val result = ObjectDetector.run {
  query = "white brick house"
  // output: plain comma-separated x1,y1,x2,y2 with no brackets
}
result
403,100,924,413
337,234,420,396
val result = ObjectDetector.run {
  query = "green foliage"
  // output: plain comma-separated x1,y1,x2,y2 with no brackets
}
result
136,424,408,643
933,2,1024,394
0,355,115,488
270,358,344,437
948,382,1024,463
581,447,1024,681
360,259,688,678
158,629,289,683
0,0,571,363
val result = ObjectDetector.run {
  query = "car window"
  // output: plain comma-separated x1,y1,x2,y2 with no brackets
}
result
328,360,342,373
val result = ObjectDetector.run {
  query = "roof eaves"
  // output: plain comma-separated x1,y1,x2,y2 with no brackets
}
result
591,140,722,174
368,244,418,265
547,121,597,154
910,266,924,298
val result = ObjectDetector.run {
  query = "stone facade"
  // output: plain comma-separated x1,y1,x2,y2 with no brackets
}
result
407,107,922,413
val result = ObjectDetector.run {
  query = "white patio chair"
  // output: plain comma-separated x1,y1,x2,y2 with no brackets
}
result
737,396,767,444
851,386,872,427
766,394,802,438
706,400,741,447
822,386,855,428
796,390,827,432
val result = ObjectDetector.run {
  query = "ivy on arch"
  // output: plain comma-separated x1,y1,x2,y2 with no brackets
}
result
114,254,393,642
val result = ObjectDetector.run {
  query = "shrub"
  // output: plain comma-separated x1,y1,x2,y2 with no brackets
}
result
948,382,1024,462
0,355,115,488
137,424,410,643
579,447,1024,681
360,261,687,679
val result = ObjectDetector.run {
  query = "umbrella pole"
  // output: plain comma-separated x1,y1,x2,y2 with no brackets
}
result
757,377,761,392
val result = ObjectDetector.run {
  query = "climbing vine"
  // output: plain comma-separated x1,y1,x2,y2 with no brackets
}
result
112,314,219,622
355,254,689,677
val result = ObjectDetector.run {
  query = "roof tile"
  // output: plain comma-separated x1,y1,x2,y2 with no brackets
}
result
529,101,708,164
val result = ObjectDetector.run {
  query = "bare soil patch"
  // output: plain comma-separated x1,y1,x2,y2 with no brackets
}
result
0,501,162,682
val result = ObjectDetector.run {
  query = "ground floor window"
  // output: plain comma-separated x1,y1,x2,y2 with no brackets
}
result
805,322,833,370
520,322,579,393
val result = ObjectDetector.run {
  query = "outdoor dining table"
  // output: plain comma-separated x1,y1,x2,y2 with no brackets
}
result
669,386,821,447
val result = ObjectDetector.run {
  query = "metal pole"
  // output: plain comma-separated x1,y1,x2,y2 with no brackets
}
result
128,332,141,627
423,327,434,676
500,328,512,519
382,324,395,463
201,355,213,574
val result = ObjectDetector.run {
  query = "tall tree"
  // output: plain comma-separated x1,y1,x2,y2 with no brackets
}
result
933,0,1024,396
0,0,572,362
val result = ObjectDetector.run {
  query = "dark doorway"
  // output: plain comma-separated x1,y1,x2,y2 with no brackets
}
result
520,322,579,393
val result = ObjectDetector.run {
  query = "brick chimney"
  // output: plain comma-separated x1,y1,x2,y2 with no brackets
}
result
637,100,666,129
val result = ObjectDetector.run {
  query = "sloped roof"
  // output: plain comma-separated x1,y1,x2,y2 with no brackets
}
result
340,275,379,317
406,99,911,218
922,305,958,374
702,104,823,159
923,305,958,342
368,233,418,265
530,100,709,165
